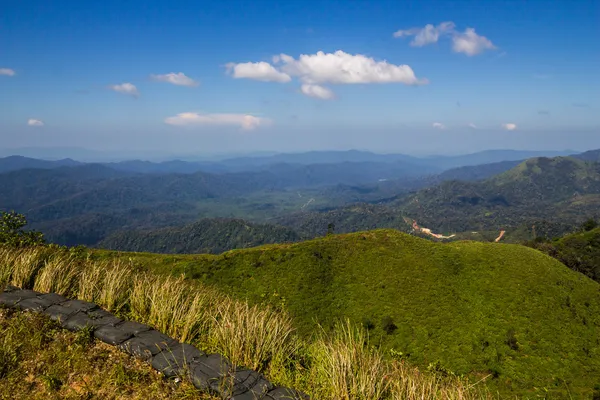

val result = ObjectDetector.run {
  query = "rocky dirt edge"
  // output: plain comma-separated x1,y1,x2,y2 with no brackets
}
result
0,285,309,400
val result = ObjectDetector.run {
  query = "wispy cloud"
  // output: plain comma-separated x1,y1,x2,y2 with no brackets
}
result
225,61,291,82
0,68,16,76
300,84,334,100
394,22,496,56
432,122,446,130
151,72,198,87
164,112,271,130
502,123,517,131
27,119,44,127
227,50,427,100
468,122,478,129
109,82,139,97
393,22,455,47
572,103,590,108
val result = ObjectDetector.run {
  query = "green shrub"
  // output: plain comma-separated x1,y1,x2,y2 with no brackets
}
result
0,211,45,248
381,316,397,335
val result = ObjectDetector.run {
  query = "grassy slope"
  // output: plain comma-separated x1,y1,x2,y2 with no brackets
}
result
0,309,210,400
525,226,600,282
101,230,600,397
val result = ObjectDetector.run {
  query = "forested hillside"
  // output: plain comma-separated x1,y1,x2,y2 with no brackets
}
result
99,218,301,254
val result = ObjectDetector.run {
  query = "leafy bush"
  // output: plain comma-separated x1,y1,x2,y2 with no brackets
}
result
381,316,397,335
0,211,45,247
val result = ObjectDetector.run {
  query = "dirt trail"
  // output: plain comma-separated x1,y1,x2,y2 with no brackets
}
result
494,230,506,242
412,220,456,240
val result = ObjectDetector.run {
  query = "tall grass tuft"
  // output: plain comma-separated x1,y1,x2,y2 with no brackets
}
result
34,253,81,296
309,319,391,400
388,361,492,400
130,274,211,343
0,247,14,290
77,260,105,303
97,259,132,314
9,247,48,289
209,300,298,371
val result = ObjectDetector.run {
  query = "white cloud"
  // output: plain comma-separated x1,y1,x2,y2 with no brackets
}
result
275,51,427,86
225,61,291,82
164,112,271,130
109,82,139,97
468,122,478,129
151,72,198,87
27,119,44,127
0,68,16,76
394,23,495,56
451,28,496,56
393,22,455,47
227,50,426,99
432,122,446,130
502,123,517,131
300,84,334,100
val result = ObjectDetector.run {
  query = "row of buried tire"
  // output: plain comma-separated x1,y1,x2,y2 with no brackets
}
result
0,285,309,400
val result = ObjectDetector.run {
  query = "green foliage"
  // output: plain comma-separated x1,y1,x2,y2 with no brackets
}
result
110,229,600,397
99,218,302,254
0,310,211,399
581,218,598,232
525,226,600,282
381,316,397,335
0,211,45,247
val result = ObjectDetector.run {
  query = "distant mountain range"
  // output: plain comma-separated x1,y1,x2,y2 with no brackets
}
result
1,149,598,249
0,148,579,175
274,155,600,241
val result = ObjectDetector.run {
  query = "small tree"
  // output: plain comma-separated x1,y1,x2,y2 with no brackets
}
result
0,211,45,247
581,218,598,232
327,222,335,236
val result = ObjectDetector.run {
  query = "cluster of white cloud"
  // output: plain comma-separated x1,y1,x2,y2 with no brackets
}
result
225,62,291,83
109,82,139,97
226,50,427,100
394,22,495,56
151,72,198,87
164,112,270,131
4,22,504,133
27,119,44,127
0,68,15,76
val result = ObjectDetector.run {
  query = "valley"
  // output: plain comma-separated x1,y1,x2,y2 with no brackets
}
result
2,149,600,398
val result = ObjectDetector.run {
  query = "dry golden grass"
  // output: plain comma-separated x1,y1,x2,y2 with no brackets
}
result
33,253,81,295
0,245,491,400
209,300,299,371
309,320,392,400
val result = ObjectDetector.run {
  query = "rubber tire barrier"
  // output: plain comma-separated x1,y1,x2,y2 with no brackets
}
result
0,285,309,400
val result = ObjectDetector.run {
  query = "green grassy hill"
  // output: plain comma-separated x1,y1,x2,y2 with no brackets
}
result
105,229,600,398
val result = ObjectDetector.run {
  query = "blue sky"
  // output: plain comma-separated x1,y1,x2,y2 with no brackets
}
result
1,0,599,157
